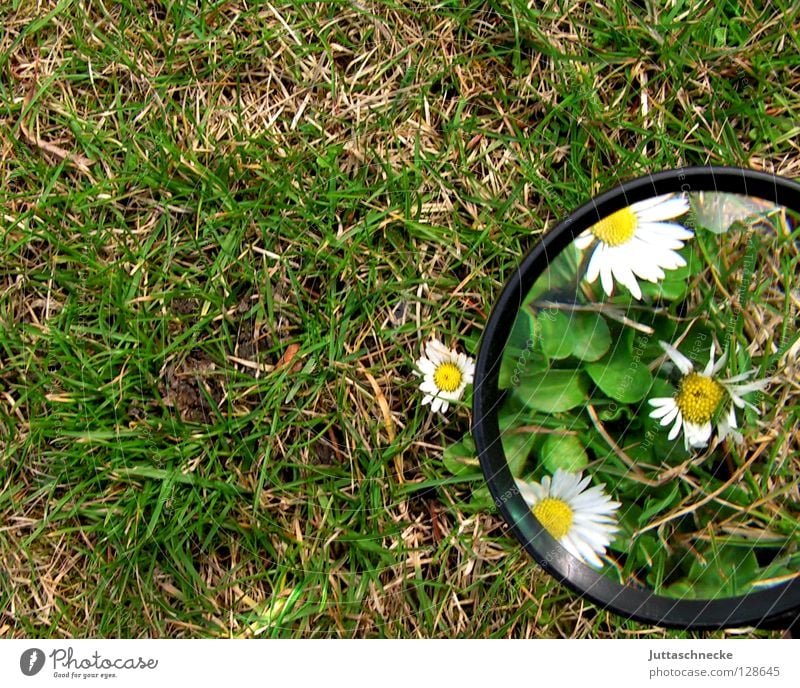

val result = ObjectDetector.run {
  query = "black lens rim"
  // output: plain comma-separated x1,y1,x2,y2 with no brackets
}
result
473,166,800,630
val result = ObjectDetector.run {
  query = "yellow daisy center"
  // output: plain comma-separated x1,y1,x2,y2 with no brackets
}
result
590,207,638,247
433,362,463,393
532,497,574,539
675,373,725,425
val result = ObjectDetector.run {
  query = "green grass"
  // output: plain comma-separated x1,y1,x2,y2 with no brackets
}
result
1,0,797,637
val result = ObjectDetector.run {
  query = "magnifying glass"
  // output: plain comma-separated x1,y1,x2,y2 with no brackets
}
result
473,166,800,630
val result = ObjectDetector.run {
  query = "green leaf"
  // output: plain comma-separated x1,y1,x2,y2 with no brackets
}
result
501,431,537,477
663,579,693,596
499,345,546,390
514,369,588,413
596,401,630,422
522,244,580,306
643,547,670,593
538,310,573,359
632,534,661,568
569,311,611,361
751,552,800,590
540,433,588,473
468,486,497,512
507,308,537,352
614,502,642,541
636,316,679,361
497,394,529,432
639,483,681,524
678,325,717,366
684,545,760,598
441,433,481,478
536,310,611,362
585,347,653,403
499,352,518,390
499,309,541,389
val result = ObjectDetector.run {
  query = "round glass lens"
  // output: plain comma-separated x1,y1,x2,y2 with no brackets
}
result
497,189,799,601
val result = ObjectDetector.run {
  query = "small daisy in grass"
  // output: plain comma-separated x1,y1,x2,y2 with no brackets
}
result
415,339,475,415
574,194,692,300
648,340,770,450
517,469,620,568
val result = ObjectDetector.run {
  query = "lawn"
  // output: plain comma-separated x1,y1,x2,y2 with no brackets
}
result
1,0,798,638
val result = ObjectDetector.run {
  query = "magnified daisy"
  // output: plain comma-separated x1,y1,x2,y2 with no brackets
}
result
648,340,770,450
574,194,692,300
516,469,620,568
415,339,475,414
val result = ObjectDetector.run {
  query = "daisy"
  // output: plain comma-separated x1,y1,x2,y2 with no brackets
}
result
648,340,770,450
516,469,620,568
415,339,475,414
574,194,693,300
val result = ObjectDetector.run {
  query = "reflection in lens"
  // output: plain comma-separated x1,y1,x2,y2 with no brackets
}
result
500,192,799,600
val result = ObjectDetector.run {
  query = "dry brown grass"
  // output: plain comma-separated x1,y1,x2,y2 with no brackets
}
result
1,0,799,638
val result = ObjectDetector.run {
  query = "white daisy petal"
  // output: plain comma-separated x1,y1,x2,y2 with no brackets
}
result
558,533,585,562
719,404,744,444
633,264,665,284
425,343,444,364
631,232,687,252
659,340,694,375
648,398,676,418
574,511,618,527
668,412,683,440
632,195,689,221
574,232,594,250
717,404,737,441
638,221,694,240
600,262,615,296
569,531,606,568
726,404,738,429
585,243,605,284
661,406,680,426
627,243,667,281
517,481,544,504
570,493,610,512
574,523,613,549
654,405,680,427
711,349,728,376
416,358,436,375
724,370,757,383
628,195,675,214
728,378,769,395
739,399,761,414
657,251,686,270
703,342,716,376
553,476,582,503
685,421,712,448
611,260,642,300
648,397,673,408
